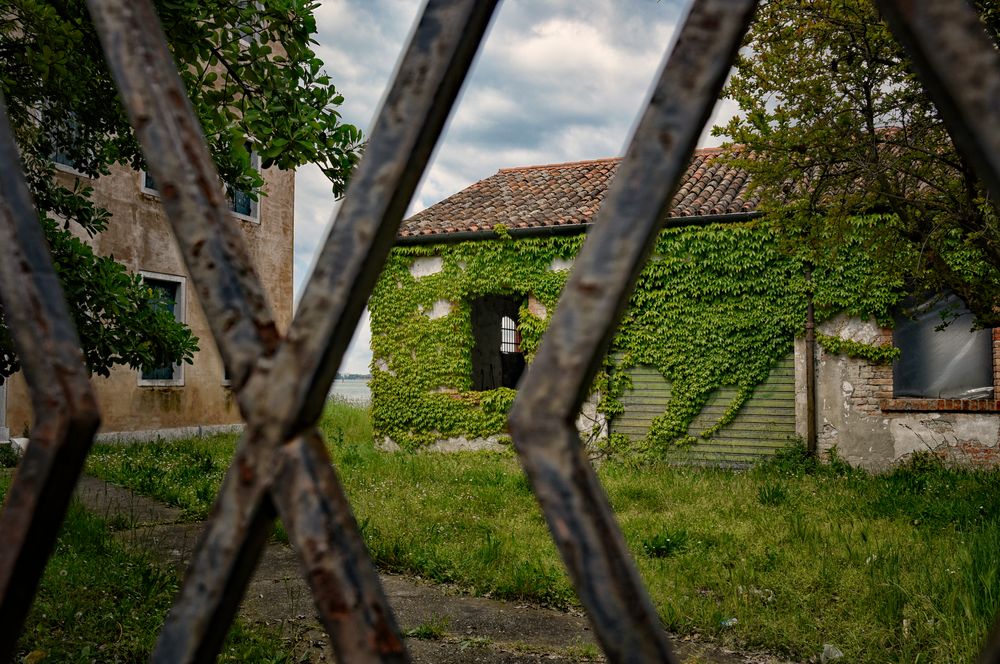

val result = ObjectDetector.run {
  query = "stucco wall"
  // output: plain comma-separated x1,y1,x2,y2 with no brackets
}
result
5,163,293,437
803,314,1000,470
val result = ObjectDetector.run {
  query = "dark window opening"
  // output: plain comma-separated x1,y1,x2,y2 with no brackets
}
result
49,113,83,172
893,293,994,399
226,146,260,219
471,295,525,390
141,278,181,382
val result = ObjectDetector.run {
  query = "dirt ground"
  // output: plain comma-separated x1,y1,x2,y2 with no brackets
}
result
75,476,791,663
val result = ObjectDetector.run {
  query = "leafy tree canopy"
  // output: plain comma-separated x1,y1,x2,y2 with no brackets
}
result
0,0,362,379
717,0,999,327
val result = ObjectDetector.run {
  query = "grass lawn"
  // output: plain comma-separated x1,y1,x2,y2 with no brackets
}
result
85,400,1000,663
0,474,294,663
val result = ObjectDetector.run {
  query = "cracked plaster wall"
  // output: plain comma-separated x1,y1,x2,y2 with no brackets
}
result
807,314,1000,469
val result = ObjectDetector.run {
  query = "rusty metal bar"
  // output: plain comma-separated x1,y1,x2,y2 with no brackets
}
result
0,93,101,661
87,0,499,660
84,1,412,661
873,4,1000,661
251,0,501,442
271,431,406,662
980,621,1000,664
85,0,280,395
875,0,1000,206
507,0,759,660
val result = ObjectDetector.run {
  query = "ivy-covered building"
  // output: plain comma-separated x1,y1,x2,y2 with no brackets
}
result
370,148,1000,468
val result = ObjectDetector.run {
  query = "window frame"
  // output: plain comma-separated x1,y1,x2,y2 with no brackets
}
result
227,150,262,223
469,294,526,391
136,271,187,388
879,321,999,413
139,170,159,197
139,153,261,224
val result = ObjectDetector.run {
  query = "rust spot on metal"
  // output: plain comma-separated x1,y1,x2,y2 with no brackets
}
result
238,459,254,484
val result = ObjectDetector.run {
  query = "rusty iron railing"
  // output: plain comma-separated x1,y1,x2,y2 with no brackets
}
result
1,0,999,662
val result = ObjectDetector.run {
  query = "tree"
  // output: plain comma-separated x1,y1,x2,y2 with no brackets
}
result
717,0,999,326
0,0,363,378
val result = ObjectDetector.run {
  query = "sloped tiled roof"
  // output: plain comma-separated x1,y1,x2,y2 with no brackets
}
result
399,147,759,240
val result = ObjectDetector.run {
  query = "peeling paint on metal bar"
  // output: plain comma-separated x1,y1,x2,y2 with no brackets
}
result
508,0,759,660
0,94,101,662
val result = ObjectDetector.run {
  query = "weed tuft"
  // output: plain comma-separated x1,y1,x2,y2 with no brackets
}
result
757,482,788,506
404,615,450,640
0,442,19,468
641,529,690,558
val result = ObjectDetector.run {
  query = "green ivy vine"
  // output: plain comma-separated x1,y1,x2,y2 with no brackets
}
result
815,332,901,364
369,216,905,454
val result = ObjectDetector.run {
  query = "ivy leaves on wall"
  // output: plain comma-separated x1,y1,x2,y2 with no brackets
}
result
370,217,903,454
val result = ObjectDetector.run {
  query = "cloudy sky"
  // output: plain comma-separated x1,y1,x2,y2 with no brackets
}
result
295,0,739,374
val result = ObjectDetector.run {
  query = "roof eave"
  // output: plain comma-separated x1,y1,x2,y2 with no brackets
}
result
394,211,764,246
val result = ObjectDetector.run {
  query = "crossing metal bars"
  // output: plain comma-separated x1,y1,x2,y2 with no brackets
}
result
0,0,998,661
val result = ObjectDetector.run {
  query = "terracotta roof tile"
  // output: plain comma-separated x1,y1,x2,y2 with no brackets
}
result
399,148,760,239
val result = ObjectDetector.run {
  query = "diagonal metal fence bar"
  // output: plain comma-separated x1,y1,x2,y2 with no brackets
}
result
873,5,1000,661
0,94,102,662
507,0,759,660
875,0,1000,208
251,0,500,442
85,1,404,661
83,0,281,395
88,0,499,661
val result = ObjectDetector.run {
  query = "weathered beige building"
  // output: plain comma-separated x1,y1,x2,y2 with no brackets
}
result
1,160,293,441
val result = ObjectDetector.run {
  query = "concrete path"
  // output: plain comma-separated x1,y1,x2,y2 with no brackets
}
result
74,476,788,663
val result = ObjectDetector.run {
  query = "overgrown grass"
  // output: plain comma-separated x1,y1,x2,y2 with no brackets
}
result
0,476,293,662
86,401,1000,662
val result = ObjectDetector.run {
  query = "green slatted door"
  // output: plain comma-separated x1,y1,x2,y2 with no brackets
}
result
611,354,797,466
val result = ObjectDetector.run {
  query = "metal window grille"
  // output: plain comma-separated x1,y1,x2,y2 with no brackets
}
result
2,0,1000,662
500,315,519,354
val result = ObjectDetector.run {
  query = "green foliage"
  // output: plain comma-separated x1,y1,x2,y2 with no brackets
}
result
371,219,900,454
0,0,361,378
816,331,901,365
716,0,1000,326
641,528,690,558
368,235,581,449
0,443,19,468
0,480,293,662
86,424,1000,662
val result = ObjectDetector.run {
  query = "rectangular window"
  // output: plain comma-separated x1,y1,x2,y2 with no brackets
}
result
471,295,525,390
893,293,994,400
227,150,261,222
140,151,259,223
138,273,186,386
49,113,89,177
140,170,158,195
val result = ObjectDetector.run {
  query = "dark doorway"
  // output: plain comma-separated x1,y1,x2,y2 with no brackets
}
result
470,295,526,390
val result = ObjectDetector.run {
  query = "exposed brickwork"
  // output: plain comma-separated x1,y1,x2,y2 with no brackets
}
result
844,326,1000,417
995,327,1000,392
844,327,895,418
881,398,1000,412
933,441,1000,466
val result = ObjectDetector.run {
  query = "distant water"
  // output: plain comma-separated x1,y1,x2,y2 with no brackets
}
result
329,377,371,406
